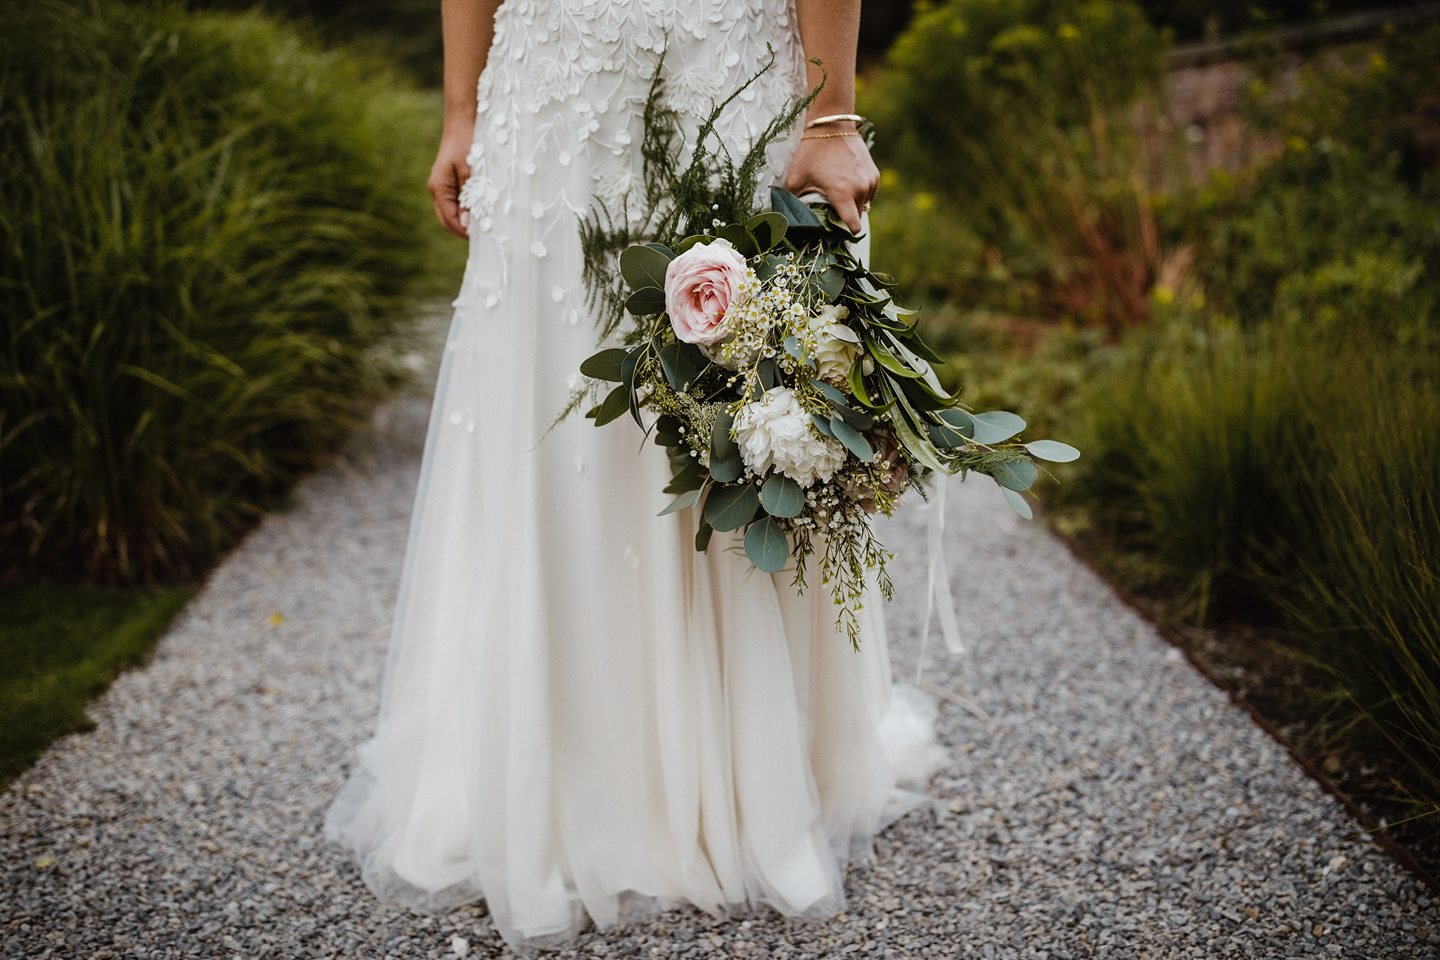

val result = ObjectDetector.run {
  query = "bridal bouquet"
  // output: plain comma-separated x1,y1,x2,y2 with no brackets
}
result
563,58,1078,647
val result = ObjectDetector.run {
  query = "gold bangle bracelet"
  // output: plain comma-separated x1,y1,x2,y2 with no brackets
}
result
804,113,866,129
801,131,861,140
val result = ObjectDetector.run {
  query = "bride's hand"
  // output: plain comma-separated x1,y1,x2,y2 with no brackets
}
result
782,133,879,234
428,124,474,239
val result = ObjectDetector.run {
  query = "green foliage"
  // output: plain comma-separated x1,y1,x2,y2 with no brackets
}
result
1183,25,1440,347
870,0,1162,190
191,0,445,84
1052,317,1314,614
0,0,456,583
1053,313,1440,815
864,0,1168,335
1270,363,1440,811
889,18,1440,825
0,581,194,786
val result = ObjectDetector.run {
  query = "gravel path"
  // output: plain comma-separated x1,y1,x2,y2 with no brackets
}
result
3,318,1436,959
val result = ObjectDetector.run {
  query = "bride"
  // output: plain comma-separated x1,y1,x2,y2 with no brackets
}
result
324,0,944,951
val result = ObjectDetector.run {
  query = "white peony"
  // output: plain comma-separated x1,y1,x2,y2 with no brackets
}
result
734,386,849,487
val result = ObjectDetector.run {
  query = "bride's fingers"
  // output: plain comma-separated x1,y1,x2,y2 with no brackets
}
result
833,194,863,234
428,164,469,239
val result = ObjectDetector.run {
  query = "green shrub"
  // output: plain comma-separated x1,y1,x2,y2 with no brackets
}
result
864,0,1169,335
0,0,454,582
1183,25,1440,345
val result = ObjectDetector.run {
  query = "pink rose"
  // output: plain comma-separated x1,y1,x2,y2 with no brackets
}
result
663,239,750,345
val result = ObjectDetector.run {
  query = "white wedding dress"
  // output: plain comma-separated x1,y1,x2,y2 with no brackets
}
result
323,0,945,951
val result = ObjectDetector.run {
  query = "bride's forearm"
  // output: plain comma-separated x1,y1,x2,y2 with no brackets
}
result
794,0,861,120
442,0,504,127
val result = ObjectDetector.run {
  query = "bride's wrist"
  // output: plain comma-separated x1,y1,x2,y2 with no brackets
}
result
441,117,475,142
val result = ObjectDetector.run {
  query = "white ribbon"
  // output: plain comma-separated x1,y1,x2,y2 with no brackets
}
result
914,473,964,684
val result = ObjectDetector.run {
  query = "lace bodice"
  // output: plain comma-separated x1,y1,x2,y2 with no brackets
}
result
455,0,808,316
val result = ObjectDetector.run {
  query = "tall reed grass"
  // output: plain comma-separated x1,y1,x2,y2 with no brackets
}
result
0,0,453,583
1272,361,1440,812
1054,315,1440,816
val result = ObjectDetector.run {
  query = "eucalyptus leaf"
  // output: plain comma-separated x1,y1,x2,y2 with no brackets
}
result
755,253,785,280
591,385,629,426
757,358,779,390
620,347,642,389
643,241,677,261
663,476,703,495
704,483,760,532
579,348,627,382
709,408,743,483
625,286,666,316
836,405,875,431
811,379,851,408
769,186,822,228
620,244,671,290
1024,439,1081,463
715,223,759,257
811,377,874,427
695,520,714,552
710,454,743,483
936,409,976,436
745,211,788,250
929,420,971,449
810,414,835,438
760,474,804,518
880,330,945,386
662,461,704,494
992,459,1039,492
829,417,874,462
817,265,845,302
627,385,643,428
659,341,703,390
744,516,790,573
659,488,702,516
1001,486,1034,520
970,411,1027,445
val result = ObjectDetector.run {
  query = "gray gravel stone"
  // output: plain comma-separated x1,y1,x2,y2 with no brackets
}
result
1,313,1436,958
